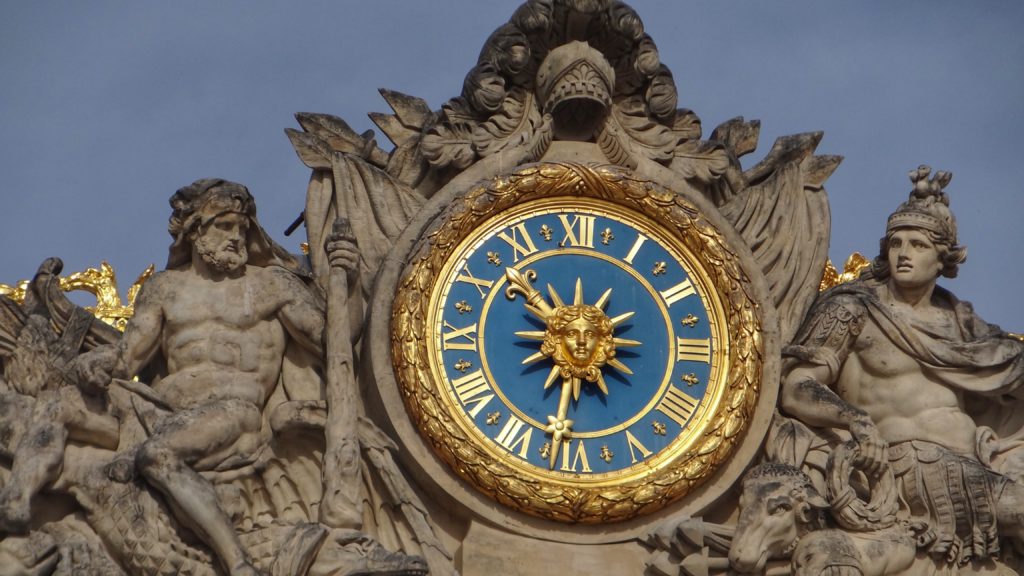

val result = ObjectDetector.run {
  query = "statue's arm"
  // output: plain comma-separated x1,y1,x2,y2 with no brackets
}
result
779,295,887,473
112,275,167,380
273,269,327,357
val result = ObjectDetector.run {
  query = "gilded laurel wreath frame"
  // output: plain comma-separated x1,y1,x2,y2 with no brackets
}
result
391,162,763,523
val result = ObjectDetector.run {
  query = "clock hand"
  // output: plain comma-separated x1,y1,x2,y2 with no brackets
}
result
544,379,575,469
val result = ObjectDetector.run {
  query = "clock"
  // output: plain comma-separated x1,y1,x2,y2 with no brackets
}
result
391,163,763,523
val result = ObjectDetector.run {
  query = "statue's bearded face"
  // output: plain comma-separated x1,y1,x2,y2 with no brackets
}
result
887,228,942,291
561,316,599,365
193,212,249,273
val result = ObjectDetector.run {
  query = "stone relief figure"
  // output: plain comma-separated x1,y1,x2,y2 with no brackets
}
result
769,166,1024,574
0,258,125,574
76,179,342,576
0,259,121,534
648,167,1024,576
0,179,448,575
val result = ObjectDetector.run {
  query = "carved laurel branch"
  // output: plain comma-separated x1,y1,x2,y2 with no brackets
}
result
391,162,763,523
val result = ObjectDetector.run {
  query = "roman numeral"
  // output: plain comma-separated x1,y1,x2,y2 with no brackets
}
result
496,223,539,262
450,370,494,418
442,321,478,351
495,415,533,459
676,337,711,363
656,385,699,427
623,234,648,264
455,264,494,300
557,214,596,248
660,278,696,307
625,430,653,464
559,439,593,473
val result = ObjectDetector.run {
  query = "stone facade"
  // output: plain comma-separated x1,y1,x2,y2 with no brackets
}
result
1,2,1022,575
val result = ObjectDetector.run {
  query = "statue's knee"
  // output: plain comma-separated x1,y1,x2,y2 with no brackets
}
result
24,421,61,450
33,397,63,423
135,442,177,477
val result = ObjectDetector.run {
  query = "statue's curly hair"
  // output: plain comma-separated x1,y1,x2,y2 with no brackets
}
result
167,178,255,242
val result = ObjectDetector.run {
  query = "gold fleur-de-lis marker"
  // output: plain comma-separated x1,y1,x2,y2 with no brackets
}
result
681,373,700,386
681,314,699,327
454,359,472,373
455,300,473,314
487,251,502,266
539,442,551,459
600,445,614,463
652,262,667,276
539,224,553,241
652,421,667,436
600,228,614,245
486,411,502,425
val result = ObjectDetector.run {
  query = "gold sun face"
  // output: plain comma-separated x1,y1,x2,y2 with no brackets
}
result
507,273,641,468
390,163,765,524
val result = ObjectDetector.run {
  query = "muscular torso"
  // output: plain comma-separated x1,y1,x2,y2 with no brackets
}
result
838,298,977,455
145,267,301,410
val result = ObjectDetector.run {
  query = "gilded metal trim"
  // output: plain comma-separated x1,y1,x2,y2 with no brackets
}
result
0,262,153,331
820,252,871,291
390,162,764,523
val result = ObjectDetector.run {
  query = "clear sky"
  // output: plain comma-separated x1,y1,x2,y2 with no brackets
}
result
1,1,1022,330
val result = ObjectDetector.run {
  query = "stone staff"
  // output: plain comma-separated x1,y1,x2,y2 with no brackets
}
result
320,216,363,529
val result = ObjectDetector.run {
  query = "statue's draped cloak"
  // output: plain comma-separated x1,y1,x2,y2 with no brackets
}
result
302,154,453,575
786,279,1024,412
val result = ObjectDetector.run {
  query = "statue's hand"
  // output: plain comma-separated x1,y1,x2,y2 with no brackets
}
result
849,416,888,477
73,344,118,394
325,220,359,279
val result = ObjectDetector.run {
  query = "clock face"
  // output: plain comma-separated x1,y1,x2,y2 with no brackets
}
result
429,198,726,483
391,163,762,524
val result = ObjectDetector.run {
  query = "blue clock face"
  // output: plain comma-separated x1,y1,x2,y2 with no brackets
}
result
428,197,727,482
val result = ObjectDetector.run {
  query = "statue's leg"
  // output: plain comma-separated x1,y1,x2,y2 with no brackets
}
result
134,399,262,576
995,480,1024,544
0,391,68,533
62,385,118,450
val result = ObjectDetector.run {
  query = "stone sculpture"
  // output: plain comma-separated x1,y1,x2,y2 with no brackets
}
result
2,2,1021,575
775,166,1024,571
77,179,354,575
0,180,445,575
730,463,923,576
661,167,1024,576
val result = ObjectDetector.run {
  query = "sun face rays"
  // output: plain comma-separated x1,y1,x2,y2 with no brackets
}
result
515,277,639,395
504,269,641,469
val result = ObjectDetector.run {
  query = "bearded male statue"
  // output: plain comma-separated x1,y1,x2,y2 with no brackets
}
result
78,179,357,576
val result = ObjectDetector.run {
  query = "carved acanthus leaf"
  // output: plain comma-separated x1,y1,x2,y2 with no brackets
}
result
421,99,478,171
670,140,731,185
375,89,433,139
672,108,703,142
294,112,386,167
710,117,761,159
472,87,548,158
370,89,437,190
597,97,677,168
800,154,843,190
744,132,823,186
285,128,334,170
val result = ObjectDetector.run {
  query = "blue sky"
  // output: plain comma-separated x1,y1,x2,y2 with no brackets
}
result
1,1,1022,329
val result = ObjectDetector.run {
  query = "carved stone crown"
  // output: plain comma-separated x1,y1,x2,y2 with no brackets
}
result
886,164,958,245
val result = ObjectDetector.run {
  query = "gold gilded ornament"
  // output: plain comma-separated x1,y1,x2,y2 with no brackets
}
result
820,252,871,291
390,162,764,524
1,262,154,331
